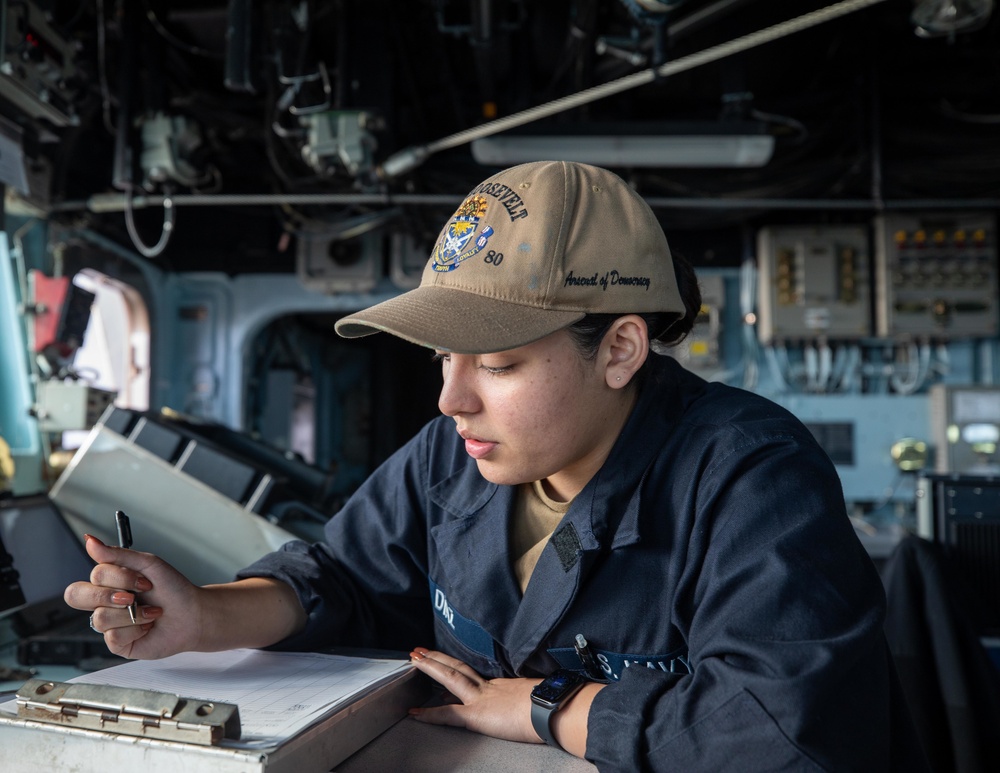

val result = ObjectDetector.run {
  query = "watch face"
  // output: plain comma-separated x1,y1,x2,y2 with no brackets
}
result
531,670,586,706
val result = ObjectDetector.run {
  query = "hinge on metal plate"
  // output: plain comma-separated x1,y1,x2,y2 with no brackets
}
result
15,678,241,746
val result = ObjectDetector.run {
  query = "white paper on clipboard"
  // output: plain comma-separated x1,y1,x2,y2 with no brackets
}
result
1,648,413,749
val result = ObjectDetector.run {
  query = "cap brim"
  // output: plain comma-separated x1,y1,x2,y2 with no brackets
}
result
335,286,585,354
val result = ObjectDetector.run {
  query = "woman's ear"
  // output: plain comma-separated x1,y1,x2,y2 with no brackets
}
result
601,315,649,388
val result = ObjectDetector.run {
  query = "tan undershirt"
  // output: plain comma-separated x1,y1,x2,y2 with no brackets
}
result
511,480,572,594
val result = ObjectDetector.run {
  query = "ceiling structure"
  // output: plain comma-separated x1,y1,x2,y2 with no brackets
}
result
4,0,999,273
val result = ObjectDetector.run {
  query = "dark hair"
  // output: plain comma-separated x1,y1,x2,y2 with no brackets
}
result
566,250,702,360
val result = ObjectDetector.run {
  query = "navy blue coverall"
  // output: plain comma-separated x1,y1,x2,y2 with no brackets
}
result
239,354,926,772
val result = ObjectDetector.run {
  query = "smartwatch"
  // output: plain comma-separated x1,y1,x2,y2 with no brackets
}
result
530,669,587,748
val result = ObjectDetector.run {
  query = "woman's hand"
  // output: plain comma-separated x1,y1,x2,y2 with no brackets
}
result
64,535,308,660
63,534,204,660
407,647,542,743
406,647,602,757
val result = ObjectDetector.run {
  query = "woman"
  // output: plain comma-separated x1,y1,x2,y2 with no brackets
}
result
67,161,925,771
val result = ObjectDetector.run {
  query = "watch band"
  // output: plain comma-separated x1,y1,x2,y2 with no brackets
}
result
530,698,560,748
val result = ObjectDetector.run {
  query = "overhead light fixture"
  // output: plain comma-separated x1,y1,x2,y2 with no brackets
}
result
470,123,775,169
378,1,883,179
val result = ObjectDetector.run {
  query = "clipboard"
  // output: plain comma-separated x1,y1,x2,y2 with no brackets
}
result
0,665,429,773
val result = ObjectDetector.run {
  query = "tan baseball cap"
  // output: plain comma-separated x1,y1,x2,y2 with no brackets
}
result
335,160,684,353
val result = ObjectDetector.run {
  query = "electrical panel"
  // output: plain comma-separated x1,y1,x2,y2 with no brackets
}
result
671,274,724,375
929,384,1000,474
874,212,998,339
915,474,1000,635
774,393,930,502
756,225,870,343
33,381,116,432
296,230,381,293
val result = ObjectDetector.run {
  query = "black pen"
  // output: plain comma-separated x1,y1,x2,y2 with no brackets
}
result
574,633,604,681
115,510,139,624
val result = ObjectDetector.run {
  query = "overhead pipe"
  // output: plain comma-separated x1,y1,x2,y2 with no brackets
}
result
376,0,892,179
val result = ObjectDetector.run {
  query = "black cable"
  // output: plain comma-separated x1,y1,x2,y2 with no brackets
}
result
142,0,224,59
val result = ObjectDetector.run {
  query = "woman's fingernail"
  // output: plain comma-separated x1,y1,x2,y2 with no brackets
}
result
413,646,430,657
142,607,163,620
135,577,153,592
111,592,134,606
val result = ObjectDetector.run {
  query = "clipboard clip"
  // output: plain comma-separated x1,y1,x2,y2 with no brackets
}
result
15,678,241,746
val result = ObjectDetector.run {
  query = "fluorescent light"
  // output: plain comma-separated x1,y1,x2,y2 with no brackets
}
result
471,133,775,168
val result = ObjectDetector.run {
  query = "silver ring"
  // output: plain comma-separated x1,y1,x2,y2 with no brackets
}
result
89,613,98,633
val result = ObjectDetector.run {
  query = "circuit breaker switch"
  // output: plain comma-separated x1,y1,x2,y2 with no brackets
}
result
931,299,950,324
